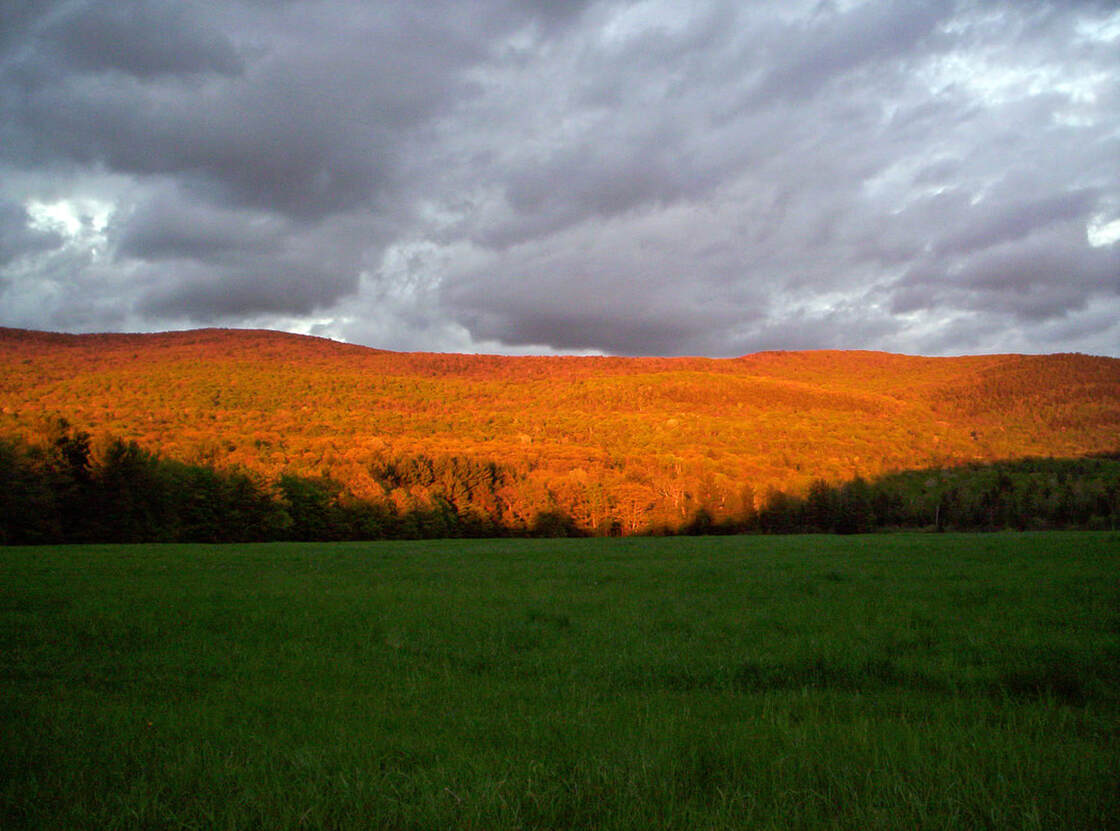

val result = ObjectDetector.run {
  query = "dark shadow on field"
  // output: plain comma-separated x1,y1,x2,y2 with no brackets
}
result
992,647,1120,707
612,649,1119,707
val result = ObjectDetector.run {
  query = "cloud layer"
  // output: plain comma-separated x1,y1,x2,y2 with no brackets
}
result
2,0,1118,356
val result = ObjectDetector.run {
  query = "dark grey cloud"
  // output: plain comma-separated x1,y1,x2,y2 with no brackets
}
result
1,0,1118,356
35,1,245,78
116,189,284,262
138,259,346,319
932,190,1100,256
113,186,386,319
2,1,559,218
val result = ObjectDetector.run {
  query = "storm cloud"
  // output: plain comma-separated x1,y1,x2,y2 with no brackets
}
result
2,0,1117,356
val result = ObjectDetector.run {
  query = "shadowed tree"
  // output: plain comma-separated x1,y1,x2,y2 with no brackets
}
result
836,477,875,534
96,439,171,542
0,438,60,543
805,478,837,532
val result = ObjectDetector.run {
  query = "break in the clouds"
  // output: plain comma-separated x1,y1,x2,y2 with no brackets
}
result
1,0,1118,357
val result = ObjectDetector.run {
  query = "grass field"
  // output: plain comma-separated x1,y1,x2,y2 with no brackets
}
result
2,533,1118,829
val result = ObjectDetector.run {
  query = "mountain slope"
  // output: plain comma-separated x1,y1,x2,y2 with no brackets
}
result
2,327,1118,533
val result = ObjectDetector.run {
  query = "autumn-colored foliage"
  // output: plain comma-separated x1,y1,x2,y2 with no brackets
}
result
2,326,1118,536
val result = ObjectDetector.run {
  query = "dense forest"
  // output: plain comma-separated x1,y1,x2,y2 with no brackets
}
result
0,424,511,544
2,423,1116,544
1,327,1118,540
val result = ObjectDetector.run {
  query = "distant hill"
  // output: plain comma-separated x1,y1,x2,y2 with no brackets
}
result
1,327,1118,534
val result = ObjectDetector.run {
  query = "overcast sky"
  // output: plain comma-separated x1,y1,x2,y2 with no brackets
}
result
2,1,1118,357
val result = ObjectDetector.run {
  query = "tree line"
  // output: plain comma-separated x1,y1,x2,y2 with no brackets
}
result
1,421,1117,545
742,457,1119,535
0,421,545,545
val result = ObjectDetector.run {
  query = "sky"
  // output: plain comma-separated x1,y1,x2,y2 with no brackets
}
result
1,0,1118,358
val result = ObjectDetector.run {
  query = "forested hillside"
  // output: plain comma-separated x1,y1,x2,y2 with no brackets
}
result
1,327,1118,538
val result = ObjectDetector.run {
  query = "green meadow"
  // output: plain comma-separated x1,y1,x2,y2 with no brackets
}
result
2,533,1118,830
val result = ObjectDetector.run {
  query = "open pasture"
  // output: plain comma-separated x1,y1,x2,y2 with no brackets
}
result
2,533,1118,829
